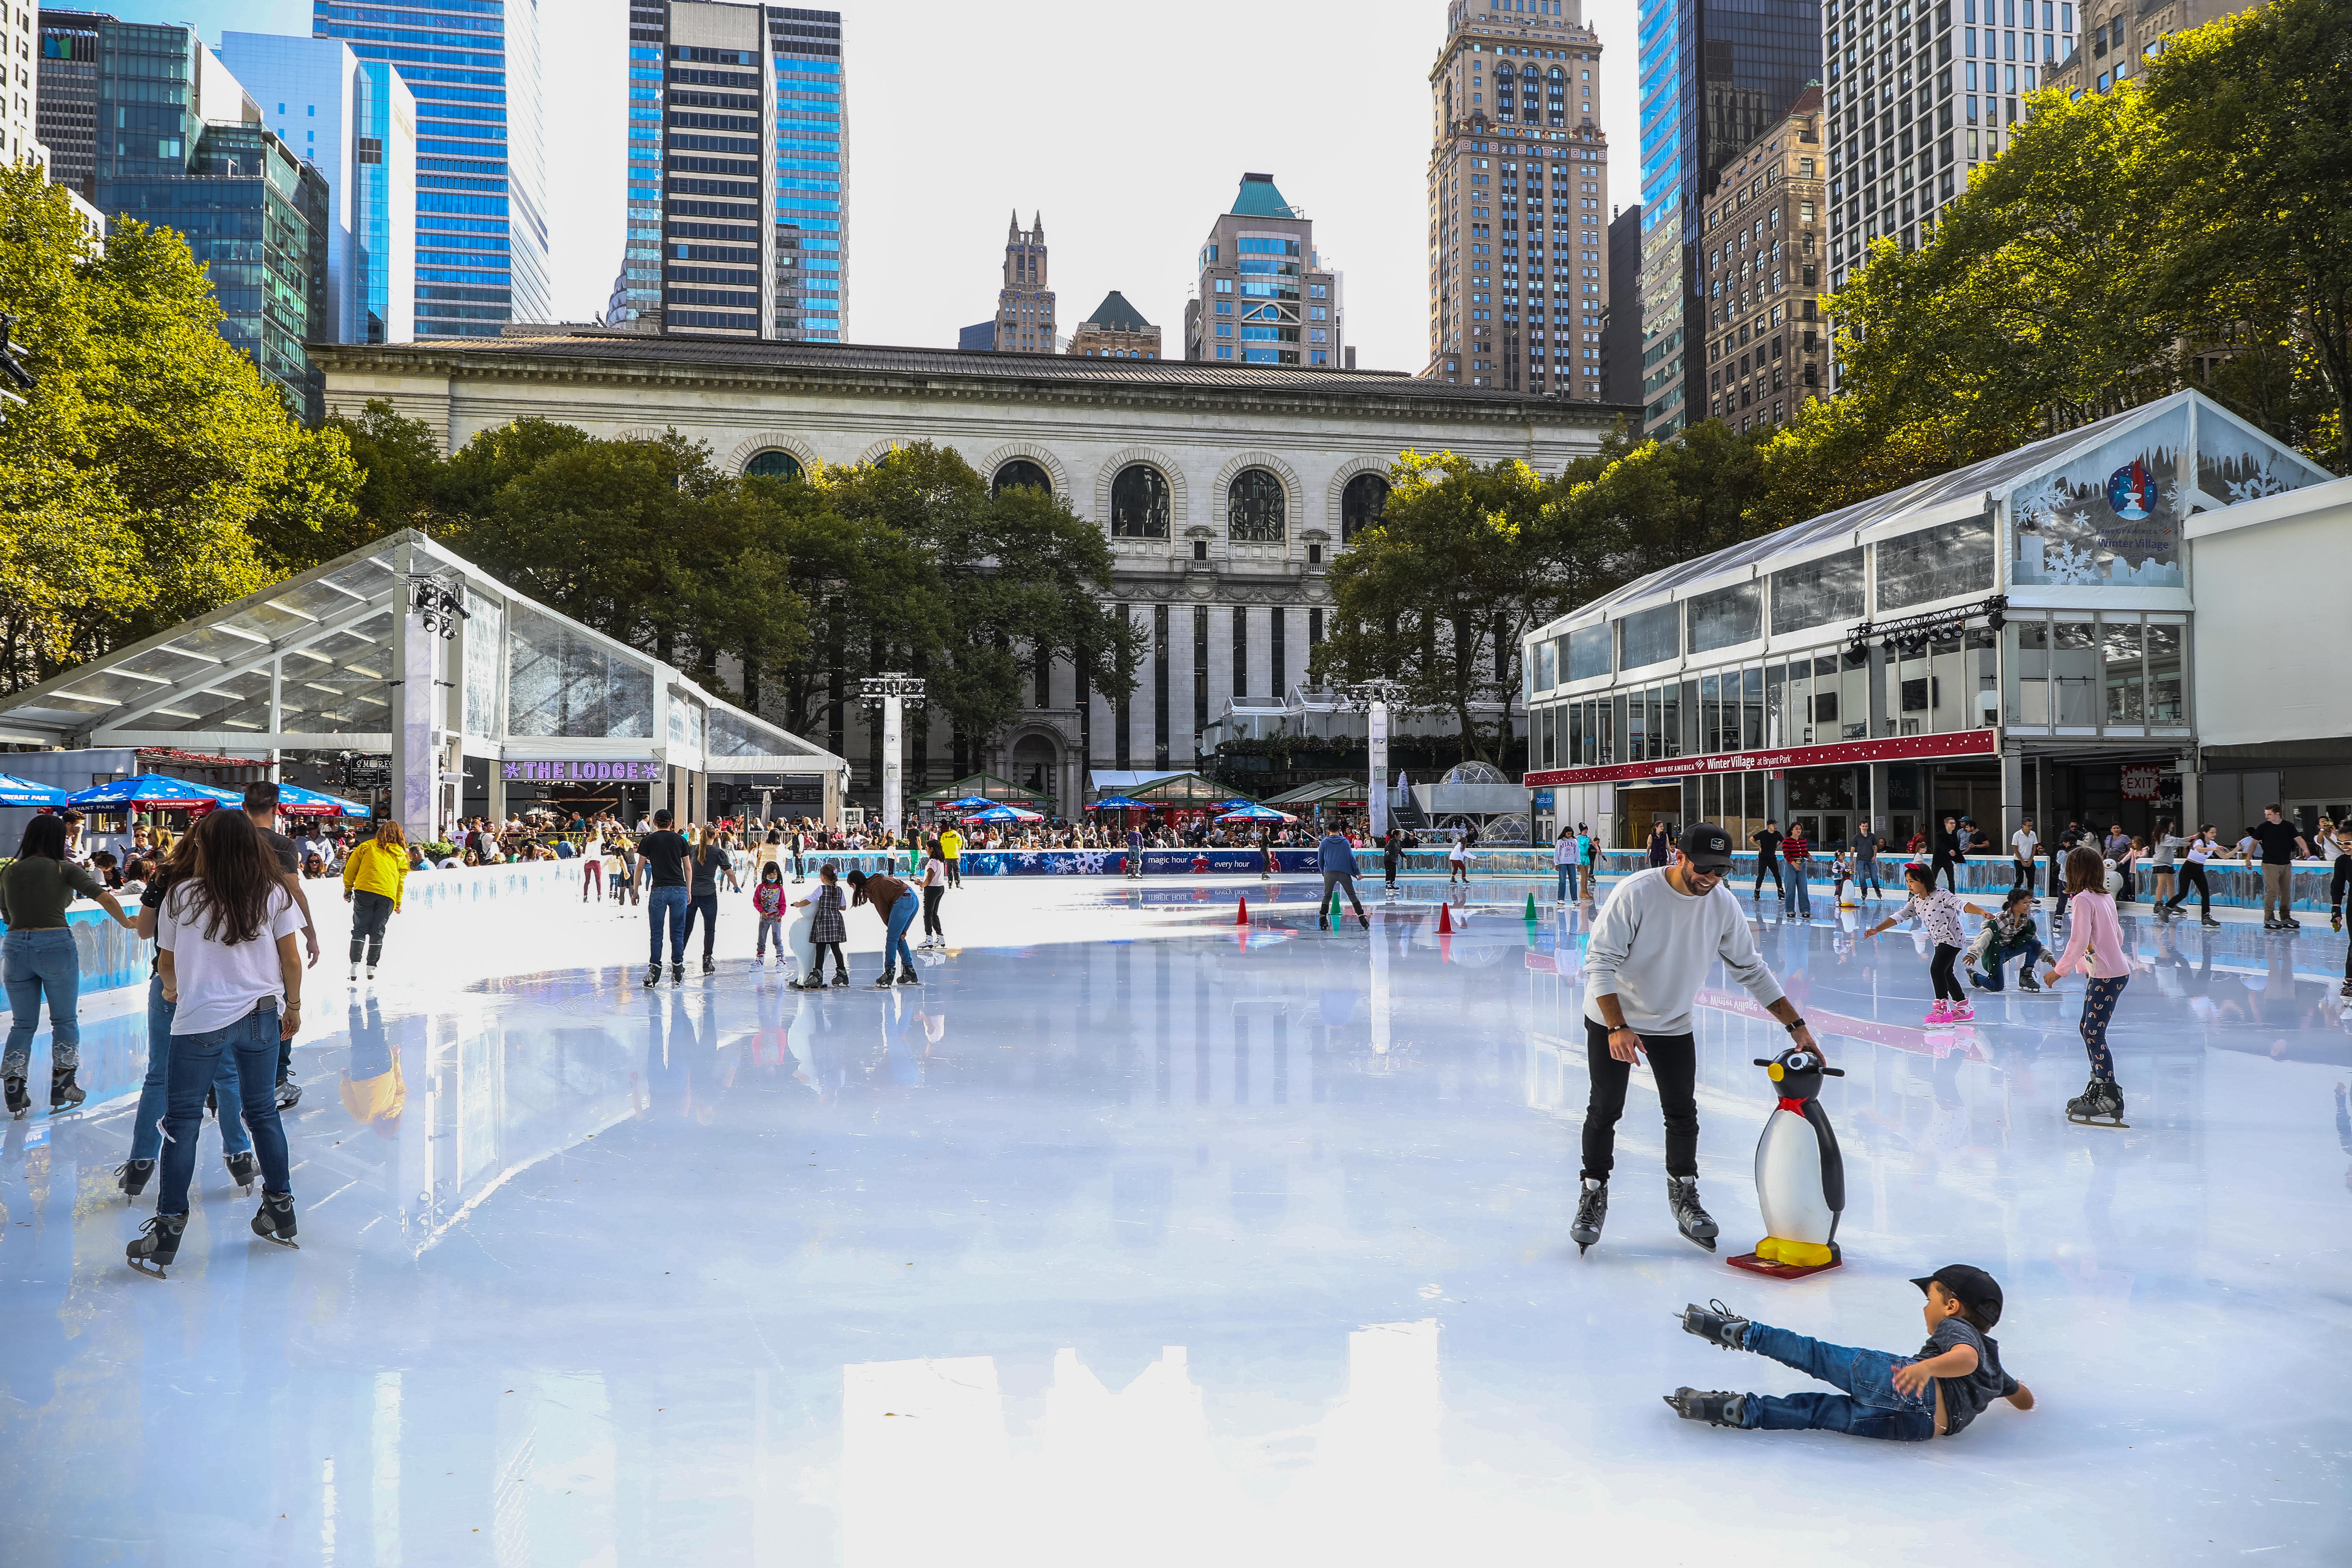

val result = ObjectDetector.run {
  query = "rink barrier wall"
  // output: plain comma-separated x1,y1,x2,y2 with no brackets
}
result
1,859,588,1017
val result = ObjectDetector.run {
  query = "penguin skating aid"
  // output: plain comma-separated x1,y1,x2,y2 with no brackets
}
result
1727,1045,1847,1280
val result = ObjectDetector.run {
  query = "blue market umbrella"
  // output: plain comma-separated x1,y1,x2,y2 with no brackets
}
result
967,804,1044,823
1217,804,1298,823
940,795,1002,812
1210,798,1259,812
0,773,69,808
64,774,245,810
1086,795,1152,810
271,782,372,818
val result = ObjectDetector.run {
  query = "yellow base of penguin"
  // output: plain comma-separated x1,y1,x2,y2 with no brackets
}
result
1725,1235,1843,1279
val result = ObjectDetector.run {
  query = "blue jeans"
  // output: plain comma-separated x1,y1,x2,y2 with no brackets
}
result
1972,935,2047,990
1738,1322,1936,1442
646,884,689,967
1783,865,1813,918
1556,864,1578,900
3,927,81,1077
130,974,249,1163
880,892,918,975
156,1003,292,1216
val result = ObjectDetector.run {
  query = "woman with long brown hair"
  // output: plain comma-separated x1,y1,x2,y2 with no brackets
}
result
126,808,306,1274
2,813,137,1117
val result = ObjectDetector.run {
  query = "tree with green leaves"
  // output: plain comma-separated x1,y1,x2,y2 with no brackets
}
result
0,162,360,692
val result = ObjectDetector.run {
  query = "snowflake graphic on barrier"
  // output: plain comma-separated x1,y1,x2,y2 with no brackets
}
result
2224,460,2290,505
2043,538,2103,585
2010,475,2071,529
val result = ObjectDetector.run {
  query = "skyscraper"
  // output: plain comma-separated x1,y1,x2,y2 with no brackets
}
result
65,18,328,413
5,3,37,170
1070,292,1159,360
311,1,548,338
617,1,845,342
1184,173,1342,368
1633,0,1820,436
219,34,418,345
1822,0,2078,385
1602,201,1641,403
1424,0,1609,394
1695,85,1826,431
993,212,1054,353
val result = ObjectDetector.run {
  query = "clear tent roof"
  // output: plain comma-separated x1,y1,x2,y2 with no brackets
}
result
0,531,845,776
1556,389,2333,627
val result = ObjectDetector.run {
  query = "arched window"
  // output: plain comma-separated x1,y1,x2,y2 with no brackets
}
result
744,449,803,482
1340,473,1390,544
1109,464,1170,538
992,459,1052,498
1227,469,1286,544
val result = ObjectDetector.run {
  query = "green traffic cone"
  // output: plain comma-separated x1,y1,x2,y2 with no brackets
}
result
1524,890,1538,921
1325,886,1342,928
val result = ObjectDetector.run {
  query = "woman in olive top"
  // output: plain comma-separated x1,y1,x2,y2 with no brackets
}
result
340,820,410,982
3,813,137,1117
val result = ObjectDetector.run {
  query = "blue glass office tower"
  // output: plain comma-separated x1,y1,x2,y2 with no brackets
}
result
311,1,549,338
618,1,844,341
1634,0,1819,436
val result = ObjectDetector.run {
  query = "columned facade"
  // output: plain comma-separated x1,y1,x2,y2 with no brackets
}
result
318,331,1630,807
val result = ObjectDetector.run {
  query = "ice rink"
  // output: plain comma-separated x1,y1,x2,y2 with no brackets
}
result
3,872,2348,1567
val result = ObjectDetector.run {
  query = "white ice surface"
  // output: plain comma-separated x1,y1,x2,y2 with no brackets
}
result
1,876,2347,1566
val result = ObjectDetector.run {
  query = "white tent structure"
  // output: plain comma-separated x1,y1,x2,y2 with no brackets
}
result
0,530,849,840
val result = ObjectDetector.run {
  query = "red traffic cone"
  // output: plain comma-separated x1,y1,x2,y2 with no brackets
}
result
1437,901,1454,935
1235,895,1250,925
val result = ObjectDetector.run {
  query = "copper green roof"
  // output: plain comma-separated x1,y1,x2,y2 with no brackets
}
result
1229,173,1295,218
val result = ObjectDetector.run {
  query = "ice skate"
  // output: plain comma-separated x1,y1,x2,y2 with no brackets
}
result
702,956,715,975
830,972,850,988
670,964,684,987
1663,1387,1746,1428
49,1067,84,1114
872,973,896,989
643,963,660,989
2019,969,2042,992
1676,1299,1751,1351
116,1158,155,1203
1923,1001,1952,1025
4,1075,28,1118
365,966,378,982
1668,1174,1719,1250
275,1074,301,1111
2065,1077,2129,1128
250,1191,299,1248
1950,1001,1976,1023
2339,979,2352,1000
2201,916,2222,928
895,968,920,985
225,1150,259,1195
349,961,361,981
126,1211,186,1277
1570,1178,1608,1255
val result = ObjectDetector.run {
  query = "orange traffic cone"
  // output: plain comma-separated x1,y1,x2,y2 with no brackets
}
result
1437,900,1454,935
1235,895,1250,925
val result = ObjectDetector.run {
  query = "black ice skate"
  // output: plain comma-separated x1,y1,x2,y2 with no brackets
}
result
701,956,715,975
116,1159,155,1203
5,1075,29,1118
275,1074,301,1110
895,968,920,985
2019,968,2042,992
1677,1299,1752,1351
49,1067,84,1114
127,1211,186,1277
225,1150,259,1195
1668,1174,1719,1250
670,964,684,987
1570,1178,1608,1255
643,963,660,989
2065,1077,2129,1128
1663,1387,1747,1428
830,972,849,987
872,972,895,989
250,1192,299,1248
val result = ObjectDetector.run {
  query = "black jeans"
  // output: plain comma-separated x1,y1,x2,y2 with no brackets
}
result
921,885,944,937
1753,856,1782,895
1929,943,1965,1002
349,889,394,967
683,890,720,961
2166,863,2212,917
1931,852,1962,892
2011,859,2036,893
1580,1017,1698,1183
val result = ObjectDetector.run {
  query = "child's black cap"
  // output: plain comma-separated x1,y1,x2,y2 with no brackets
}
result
1912,1264,2003,1328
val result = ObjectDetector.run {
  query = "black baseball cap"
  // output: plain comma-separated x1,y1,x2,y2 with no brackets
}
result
1912,1264,2003,1328
1677,822,1734,872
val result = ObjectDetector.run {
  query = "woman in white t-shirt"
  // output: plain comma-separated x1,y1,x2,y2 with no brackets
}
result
128,809,306,1275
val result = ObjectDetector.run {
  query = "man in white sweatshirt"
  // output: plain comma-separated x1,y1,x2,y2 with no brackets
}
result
1573,822,1825,1255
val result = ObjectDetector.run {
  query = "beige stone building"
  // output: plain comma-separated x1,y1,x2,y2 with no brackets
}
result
1069,291,1160,360
2048,0,2243,97
994,211,1056,354
1696,85,1827,433
1183,173,1343,369
315,331,1617,811
1423,0,1612,396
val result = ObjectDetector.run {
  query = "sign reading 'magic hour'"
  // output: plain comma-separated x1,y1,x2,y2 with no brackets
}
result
499,760,662,783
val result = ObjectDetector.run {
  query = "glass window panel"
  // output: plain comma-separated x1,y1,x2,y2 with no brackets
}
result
280,610,396,733
1931,634,1969,733
1743,666,1764,750
2195,409,2329,514
506,605,655,739
1701,673,1721,754
1227,469,1287,543
1687,581,1762,653
1786,659,1811,743
1110,464,1172,539
1627,685,1649,760
1875,517,1996,611
1617,603,1681,670
2007,618,2050,724
2146,622,2184,726
2013,403,2188,586
1841,649,1871,740
1569,701,1584,766
1966,628,1999,729
1769,547,1866,634
1567,624,1611,682
2053,619,2098,726
1535,639,1557,690
463,590,502,738
2102,617,2144,724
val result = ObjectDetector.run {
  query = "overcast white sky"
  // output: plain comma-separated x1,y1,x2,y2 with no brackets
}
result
116,0,1642,371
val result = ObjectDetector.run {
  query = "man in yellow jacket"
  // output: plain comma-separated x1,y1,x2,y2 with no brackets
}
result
341,820,410,982
939,825,963,888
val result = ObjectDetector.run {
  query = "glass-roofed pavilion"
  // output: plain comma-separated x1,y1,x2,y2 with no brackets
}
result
0,531,849,840
1520,389,2338,853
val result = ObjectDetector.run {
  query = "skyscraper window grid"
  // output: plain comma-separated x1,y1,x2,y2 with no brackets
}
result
768,6,843,343
311,0,550,338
